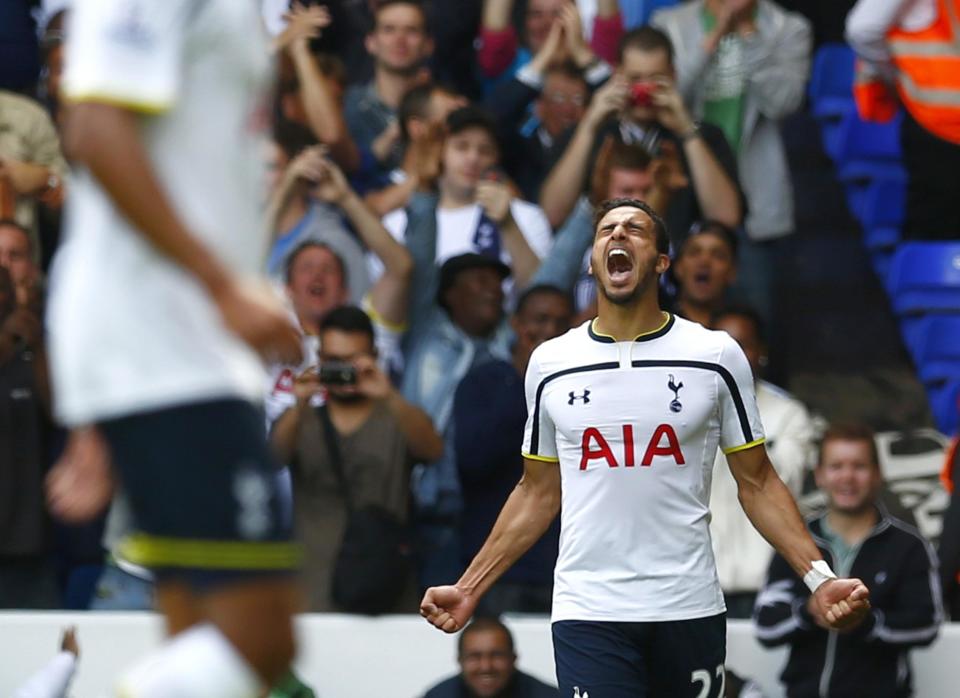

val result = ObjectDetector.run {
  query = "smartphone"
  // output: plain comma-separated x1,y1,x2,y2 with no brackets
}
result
318,360,357,386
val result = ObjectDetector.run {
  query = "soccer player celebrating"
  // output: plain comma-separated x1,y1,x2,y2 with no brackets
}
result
45,2,302,697
421,198,871,697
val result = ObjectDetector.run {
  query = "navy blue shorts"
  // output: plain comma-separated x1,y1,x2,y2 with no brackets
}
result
98,399,299,590
553,614,727,698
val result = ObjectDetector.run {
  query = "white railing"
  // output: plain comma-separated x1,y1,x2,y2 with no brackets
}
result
0,613,955,697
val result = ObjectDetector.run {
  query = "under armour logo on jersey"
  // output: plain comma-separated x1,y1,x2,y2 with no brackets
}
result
573,688,589,698
568,390,591,405
668,374,683,413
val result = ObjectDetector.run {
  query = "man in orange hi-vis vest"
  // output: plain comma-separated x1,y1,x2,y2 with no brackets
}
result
847,0,960,239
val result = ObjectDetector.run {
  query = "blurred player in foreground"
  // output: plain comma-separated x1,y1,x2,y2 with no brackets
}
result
421,198,871,697
45,2,304,696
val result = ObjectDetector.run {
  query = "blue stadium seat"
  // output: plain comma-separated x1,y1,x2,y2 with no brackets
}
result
915,316,960,384
626,0,682,27
836,110,903,167
888,243,960,351
887,242,960,310
858,177,906,231
808,44,855,116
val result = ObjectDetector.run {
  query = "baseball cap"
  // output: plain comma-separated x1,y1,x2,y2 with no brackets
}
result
437,253,511,308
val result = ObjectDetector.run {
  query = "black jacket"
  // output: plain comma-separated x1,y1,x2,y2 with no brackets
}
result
754,509,942,698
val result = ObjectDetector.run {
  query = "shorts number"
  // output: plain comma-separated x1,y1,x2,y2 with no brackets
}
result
690,664,725,698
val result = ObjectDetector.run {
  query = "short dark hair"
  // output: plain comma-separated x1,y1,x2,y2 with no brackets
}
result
593,198,670,255
319,305,375,347
284,240,348,287
712,303,766,343
373,0,428,29
618,25,674,65
515,283,573,317
399,82,447,145
679,220,739,262
273,119,318,160
457,617,515,659
590,140,653,205
445,105,501,152
543,60,588,86
818,423,881,471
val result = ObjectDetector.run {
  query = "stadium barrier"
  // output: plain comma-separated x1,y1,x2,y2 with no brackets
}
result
0,613,955,697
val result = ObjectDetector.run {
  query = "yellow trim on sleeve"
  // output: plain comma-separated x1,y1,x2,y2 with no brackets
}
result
118,534,302,570
64,92,173,115
722,437,766,455
362,295,407,334
522,452,561,463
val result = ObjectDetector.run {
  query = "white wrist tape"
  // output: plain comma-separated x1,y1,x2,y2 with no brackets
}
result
803,560,838,593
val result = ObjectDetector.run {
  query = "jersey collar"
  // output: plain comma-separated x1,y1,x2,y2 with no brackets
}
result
588,313,675,344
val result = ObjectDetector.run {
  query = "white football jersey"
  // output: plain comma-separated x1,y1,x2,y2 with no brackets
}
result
522,315,765,622
48,0,273,424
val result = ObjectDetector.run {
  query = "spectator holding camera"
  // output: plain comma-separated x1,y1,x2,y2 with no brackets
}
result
270,305,443,612
263,137,412,426
540,26,743,245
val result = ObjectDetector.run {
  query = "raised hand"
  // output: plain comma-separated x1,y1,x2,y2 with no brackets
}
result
650,77,696,136
528,19,565,74
420,585,479,634
311,156,353,206
585,75,629,129
810,578,871,631
559,2,594,68
476,179,513,224
276,1,332,53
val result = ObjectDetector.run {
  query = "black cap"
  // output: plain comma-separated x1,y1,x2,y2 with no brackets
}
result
437,253,511,308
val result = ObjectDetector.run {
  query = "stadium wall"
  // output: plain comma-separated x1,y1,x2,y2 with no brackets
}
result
0,613,955,697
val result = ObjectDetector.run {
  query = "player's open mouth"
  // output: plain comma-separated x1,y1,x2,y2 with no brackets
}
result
309,284,326,297
606,248,634,284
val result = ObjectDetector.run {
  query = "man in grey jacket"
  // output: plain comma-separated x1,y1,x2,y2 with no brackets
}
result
652,0,812,320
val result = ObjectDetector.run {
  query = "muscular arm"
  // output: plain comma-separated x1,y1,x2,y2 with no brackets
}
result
421,458,561,631
725,444,823,578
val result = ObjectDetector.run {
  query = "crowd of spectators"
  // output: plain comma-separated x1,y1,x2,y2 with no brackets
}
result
1,0,958,694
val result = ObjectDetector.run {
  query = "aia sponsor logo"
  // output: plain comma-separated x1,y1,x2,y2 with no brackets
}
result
579,424,685,470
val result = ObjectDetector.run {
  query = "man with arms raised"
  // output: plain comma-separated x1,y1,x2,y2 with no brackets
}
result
421,198,870,697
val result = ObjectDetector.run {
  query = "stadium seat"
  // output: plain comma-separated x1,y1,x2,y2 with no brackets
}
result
808,44,855,120
914,316,960,384
835,110,903,169
887,242,960,309
888,243,960,350
858,177,906,231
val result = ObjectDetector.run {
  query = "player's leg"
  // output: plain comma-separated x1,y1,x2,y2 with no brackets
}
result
552,620,650,698
99,399,301,696
646,613,727,698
